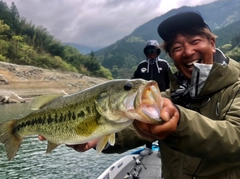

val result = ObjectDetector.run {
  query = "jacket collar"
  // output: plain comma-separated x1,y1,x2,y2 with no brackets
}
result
146,57,161,73
170,49,238,99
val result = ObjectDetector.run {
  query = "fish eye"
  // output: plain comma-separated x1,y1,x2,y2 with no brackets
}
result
124,82,132,91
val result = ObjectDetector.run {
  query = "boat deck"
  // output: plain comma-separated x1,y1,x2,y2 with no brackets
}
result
114,151,163,179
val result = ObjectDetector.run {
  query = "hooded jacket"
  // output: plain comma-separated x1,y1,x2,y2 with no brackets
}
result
105,49,240,179
132,40,170,91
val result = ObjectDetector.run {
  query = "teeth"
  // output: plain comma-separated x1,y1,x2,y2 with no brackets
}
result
186,60,199,66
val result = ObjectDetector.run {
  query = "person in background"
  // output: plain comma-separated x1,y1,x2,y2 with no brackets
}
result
132,40,170,92
132,40,170,151
40,10,240,178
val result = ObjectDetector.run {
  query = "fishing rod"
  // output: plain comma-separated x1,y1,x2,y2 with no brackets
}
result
133,156,147,169
123,151,149,178
125,168,142,179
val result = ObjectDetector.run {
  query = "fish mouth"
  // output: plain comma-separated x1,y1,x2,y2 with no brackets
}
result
125,81,163,124
138,81,163,124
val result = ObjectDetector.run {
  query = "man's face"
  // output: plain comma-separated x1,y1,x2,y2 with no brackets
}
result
147,53,158,59
169,33,216,80
146,49,158,59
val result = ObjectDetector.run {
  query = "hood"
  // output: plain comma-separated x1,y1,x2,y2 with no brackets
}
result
199,52,240,96
143,40,161,56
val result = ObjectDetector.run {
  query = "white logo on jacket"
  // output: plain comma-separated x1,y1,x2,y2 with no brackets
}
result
141,68,147,73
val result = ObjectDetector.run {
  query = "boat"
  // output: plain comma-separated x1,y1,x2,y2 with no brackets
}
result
97,143,163,179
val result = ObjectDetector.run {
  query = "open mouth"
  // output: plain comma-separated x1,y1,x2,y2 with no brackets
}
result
139,81,163,123
123,81,163,124
185,59,202,68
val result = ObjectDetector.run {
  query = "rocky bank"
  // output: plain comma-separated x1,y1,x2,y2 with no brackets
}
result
0,61,108,103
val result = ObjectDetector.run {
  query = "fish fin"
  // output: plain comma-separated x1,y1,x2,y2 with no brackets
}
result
29,94,63,110
96,135,111,154
0,120,23,160
46,141,60,154
108,133,115,146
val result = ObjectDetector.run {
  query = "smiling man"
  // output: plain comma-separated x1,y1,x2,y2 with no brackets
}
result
39,10,240,179
104,11,240,178
132,11,240,178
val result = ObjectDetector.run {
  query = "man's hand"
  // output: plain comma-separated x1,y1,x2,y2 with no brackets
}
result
66,140,99,152
133,97,180,140
38,136,98,152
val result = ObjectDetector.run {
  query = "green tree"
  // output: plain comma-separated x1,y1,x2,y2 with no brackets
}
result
10,2,20,20
12,35,23,53
220,44,232,53
10,2,20,34
0,20,10,59
0,20,10,34
85,51,101,71
231,34,240,49
226,47,240,62
46,40,64,56
0,1,11,26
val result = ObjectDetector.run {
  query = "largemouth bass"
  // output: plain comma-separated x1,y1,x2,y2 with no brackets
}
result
0,79,162,160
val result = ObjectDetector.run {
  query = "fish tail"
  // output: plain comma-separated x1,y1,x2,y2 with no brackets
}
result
0,120,23,160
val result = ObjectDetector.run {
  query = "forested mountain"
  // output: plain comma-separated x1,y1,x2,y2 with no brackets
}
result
95,0,240,78
1,0,240,80
214,19,240,47
0,1,112,79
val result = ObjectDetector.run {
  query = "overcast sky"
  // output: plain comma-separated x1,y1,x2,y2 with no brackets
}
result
4,0,216,48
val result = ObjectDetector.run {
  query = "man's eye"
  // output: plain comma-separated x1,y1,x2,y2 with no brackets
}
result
172,46,181,52
192,39,200,44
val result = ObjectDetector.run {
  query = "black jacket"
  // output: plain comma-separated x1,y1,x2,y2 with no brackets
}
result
132,58,170,91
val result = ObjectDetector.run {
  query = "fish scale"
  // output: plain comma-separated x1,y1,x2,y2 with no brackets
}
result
0,79,163,160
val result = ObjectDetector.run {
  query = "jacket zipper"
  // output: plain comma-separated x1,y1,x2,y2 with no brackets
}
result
151,63,153,79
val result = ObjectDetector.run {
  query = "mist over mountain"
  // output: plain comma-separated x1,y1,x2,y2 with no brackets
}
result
64,43,102,55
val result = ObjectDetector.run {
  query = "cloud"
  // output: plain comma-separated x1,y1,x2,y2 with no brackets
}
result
4,0,216,47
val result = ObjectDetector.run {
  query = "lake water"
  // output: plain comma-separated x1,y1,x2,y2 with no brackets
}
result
0,103,138,179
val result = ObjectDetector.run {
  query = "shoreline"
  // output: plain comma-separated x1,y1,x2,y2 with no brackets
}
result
0,61,108,103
